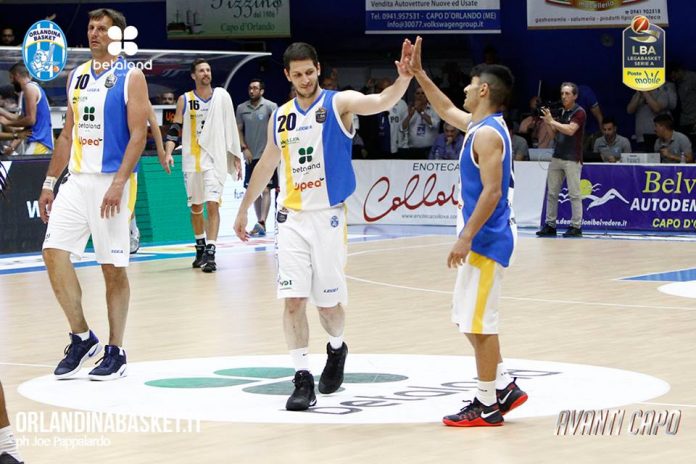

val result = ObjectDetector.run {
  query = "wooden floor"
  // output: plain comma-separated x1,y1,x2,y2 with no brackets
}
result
1,231,695,463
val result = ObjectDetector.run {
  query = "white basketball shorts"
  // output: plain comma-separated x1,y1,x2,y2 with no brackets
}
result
452,251,506,334
43,172,137,267
183,169,223,207
275,205,348,307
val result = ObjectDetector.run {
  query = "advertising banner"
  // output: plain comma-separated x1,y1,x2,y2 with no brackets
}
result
527,0,668,29
365,0,501,34
540,164,696,232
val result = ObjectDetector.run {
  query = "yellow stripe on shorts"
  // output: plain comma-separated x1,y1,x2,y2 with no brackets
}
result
468,251,496,334
128,173,138,213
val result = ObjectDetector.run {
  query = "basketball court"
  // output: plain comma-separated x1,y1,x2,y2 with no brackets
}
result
1,226,694,462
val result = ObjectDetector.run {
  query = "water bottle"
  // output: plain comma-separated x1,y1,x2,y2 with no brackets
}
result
681,151,686,164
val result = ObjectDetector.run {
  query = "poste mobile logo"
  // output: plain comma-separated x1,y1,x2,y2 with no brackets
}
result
22,20,68,81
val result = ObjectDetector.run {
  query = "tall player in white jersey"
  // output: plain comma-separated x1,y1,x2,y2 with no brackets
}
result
164,59,240,273
234,41,413,411
38,8,150,381
407,37,527,427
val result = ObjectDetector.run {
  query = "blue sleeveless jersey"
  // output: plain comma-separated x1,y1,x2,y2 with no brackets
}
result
459,112,516,267
24,82,54,149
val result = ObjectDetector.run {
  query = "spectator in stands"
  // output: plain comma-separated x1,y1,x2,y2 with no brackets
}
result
518,96,554,148
158,91,175,105
507,120,529,161
627,86,670,152
577,84,603,157
537,82,586,238
401,86,441,158
654,114,693,163
0,27,17,46
669,63,696,144
236,78,278,237
375,77,408,157
0,63,54,155
429,122,463,160
593,117,631,163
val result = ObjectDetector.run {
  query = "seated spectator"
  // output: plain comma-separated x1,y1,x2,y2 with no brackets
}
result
654,114,693,163
518,96,554,148
0,27,17,46
507,120,529,161
401,86,441,158
159,91,175,105
593,117,632,163
429,123,463,160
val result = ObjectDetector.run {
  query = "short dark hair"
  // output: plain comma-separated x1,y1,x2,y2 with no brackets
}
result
88,8,126,30
601,116,616,127
249,78,264,89
283,42,319,70
654,113,673,130
190,58,209,74
561,82,578,95
9,62,29,77
470,64,514,107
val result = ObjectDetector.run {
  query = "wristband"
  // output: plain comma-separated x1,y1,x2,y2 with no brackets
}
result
43,176,56,191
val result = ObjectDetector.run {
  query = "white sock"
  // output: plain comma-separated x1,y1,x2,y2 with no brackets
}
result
328,334,344,350
194,233,206,240
0,426,21,461
476,380,496,406
290,348,310,372
118,347,125,356
207,240,216,248
496,362,514,390
75,330,91,341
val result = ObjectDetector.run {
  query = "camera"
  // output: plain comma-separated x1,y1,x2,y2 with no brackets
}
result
533,100,562,118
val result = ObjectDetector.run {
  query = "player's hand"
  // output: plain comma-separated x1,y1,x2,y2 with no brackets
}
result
395,38,414,78
447,236,471,269
233,156,242,180
407,36,424,75
101,182,124,219
234,211,250,242
243,149,252,164
160,153,174,174
39,189,54,224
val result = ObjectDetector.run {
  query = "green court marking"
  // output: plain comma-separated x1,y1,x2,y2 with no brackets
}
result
343,373,408,383
242,381,345,396
214,367,295,379
145,377,256,389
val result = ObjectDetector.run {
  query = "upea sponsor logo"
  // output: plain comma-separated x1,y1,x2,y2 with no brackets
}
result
294,177,324,192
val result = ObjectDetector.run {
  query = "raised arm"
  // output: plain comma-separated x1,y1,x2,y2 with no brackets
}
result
408,36,471,132
333,39,413,117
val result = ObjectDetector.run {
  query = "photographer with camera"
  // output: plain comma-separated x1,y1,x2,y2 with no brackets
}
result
536,82,586,238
